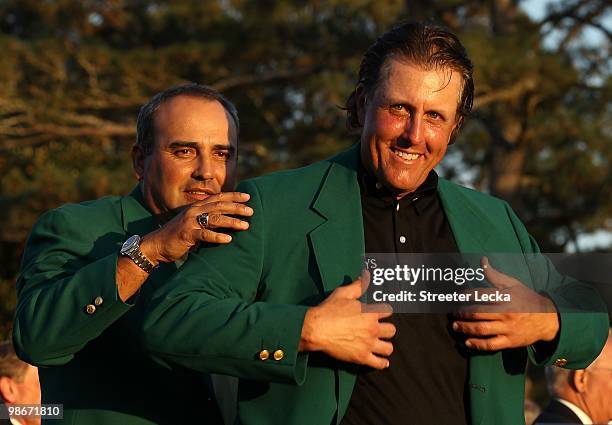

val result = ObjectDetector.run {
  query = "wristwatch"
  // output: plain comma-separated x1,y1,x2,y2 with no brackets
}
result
120,235,157,273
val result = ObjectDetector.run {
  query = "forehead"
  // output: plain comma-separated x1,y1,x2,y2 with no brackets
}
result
153,95,237,147
374,58,463,108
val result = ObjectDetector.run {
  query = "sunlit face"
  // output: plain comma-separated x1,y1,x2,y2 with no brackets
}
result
583,336,612,423
133,95,238,216
359,58,463,198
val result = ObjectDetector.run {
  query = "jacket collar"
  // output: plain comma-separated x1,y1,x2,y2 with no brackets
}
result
120,184,160,236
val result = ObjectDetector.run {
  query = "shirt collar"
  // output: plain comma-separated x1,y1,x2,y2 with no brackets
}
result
357,160,439,213
555,398,593,424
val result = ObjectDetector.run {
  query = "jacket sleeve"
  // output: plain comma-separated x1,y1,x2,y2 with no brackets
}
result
142,179,309,385
504,203,609,369
13,207,132,366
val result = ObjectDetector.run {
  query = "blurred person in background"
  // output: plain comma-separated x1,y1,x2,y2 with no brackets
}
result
12,83,252,425
536,328,612,424
0,340,40,425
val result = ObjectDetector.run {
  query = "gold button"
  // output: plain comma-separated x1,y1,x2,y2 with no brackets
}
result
273,349,284,361
554,358,568,367
259,350,270,361
86,304,96,314
94,296,104,306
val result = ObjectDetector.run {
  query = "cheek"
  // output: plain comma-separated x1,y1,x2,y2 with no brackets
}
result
366,110,406,142
424,127,451,154
376,113,406,140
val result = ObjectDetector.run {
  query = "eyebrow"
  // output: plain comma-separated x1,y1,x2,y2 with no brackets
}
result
168,141,236,153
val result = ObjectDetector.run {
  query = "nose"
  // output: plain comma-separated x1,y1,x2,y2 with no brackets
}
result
192,155,214,181
402,116,424,146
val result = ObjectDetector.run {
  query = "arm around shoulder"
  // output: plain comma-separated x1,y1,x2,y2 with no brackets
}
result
142,180,310,385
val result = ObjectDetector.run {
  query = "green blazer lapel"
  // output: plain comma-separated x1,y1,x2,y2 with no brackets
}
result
308,145,365,293
121,185,159,237
438,179,497,253
438,178,496,425
307,145,364,422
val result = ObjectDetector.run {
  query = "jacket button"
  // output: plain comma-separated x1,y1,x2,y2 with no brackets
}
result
86,304,96,315
259,350,270,361
273,350,284,361
94,296,104,306
554,358,568,367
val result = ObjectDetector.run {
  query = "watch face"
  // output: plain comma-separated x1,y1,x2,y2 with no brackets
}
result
121,235,140,254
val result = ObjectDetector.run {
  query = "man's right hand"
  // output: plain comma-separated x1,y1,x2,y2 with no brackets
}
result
299,274,396,370
141,192,253,265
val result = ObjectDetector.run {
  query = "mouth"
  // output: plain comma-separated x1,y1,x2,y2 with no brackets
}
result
390,147,423,162
184,189,216,201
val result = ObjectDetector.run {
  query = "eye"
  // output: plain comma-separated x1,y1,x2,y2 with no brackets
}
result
389,104,407,113
427,111,443,120
174,148,195,157
215,150,232,160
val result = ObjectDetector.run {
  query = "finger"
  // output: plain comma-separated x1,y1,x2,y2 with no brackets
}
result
199,201,254,217
199,192,251,203
464,335,512,351
452,320,507,337
364,353,390,370
372,340,394,357
360,269,371,295
198,229,232,244
455,311,504,321
481,257,520,290
206,214,249,230
375,303,393,319
378,322,397,339
336,278,365,300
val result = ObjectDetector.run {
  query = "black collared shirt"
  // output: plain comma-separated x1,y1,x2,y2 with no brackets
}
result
340,167,469,425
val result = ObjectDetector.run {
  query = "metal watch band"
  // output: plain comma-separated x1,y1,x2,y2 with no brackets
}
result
128,248,156,274
121,235,157,274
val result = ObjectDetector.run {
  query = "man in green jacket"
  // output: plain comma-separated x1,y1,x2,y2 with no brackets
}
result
143,23,608,425
12,83,256,424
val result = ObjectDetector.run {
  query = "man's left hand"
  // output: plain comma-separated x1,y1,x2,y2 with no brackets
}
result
452,257,559,351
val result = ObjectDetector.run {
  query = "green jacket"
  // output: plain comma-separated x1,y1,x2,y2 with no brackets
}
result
143,144,608,425
13,187,223,425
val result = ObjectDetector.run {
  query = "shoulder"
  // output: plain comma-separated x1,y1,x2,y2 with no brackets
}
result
238,158,335,202
439,178,508,209
30,195,125,240
438,178,521,221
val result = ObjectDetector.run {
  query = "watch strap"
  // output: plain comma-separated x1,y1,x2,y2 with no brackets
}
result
128,248,157,274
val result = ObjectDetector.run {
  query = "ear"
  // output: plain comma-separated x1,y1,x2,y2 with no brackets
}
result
131,144,146,181
571,369,588,393
0,376,17,403
355,84,367,127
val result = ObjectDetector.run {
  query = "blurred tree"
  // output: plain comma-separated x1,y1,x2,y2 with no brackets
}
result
0,0,610,337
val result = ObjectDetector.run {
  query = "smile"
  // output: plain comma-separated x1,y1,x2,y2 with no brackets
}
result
391,148,422,161
184,190,213,201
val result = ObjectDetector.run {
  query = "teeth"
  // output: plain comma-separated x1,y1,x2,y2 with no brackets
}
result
188,191,208,195
392,149,421,161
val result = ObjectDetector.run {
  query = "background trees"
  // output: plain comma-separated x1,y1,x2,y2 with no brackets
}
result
1,0,610,351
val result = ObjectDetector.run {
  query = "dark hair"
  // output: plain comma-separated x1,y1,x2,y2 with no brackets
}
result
345,22,474,139
136,83,240,155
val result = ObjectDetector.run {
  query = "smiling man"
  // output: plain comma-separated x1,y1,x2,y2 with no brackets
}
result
12,84,253,424
143,23,608,425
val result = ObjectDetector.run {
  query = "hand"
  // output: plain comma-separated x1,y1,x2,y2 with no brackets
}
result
141,192,253,264
299,272,396,370
452,257,559,351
